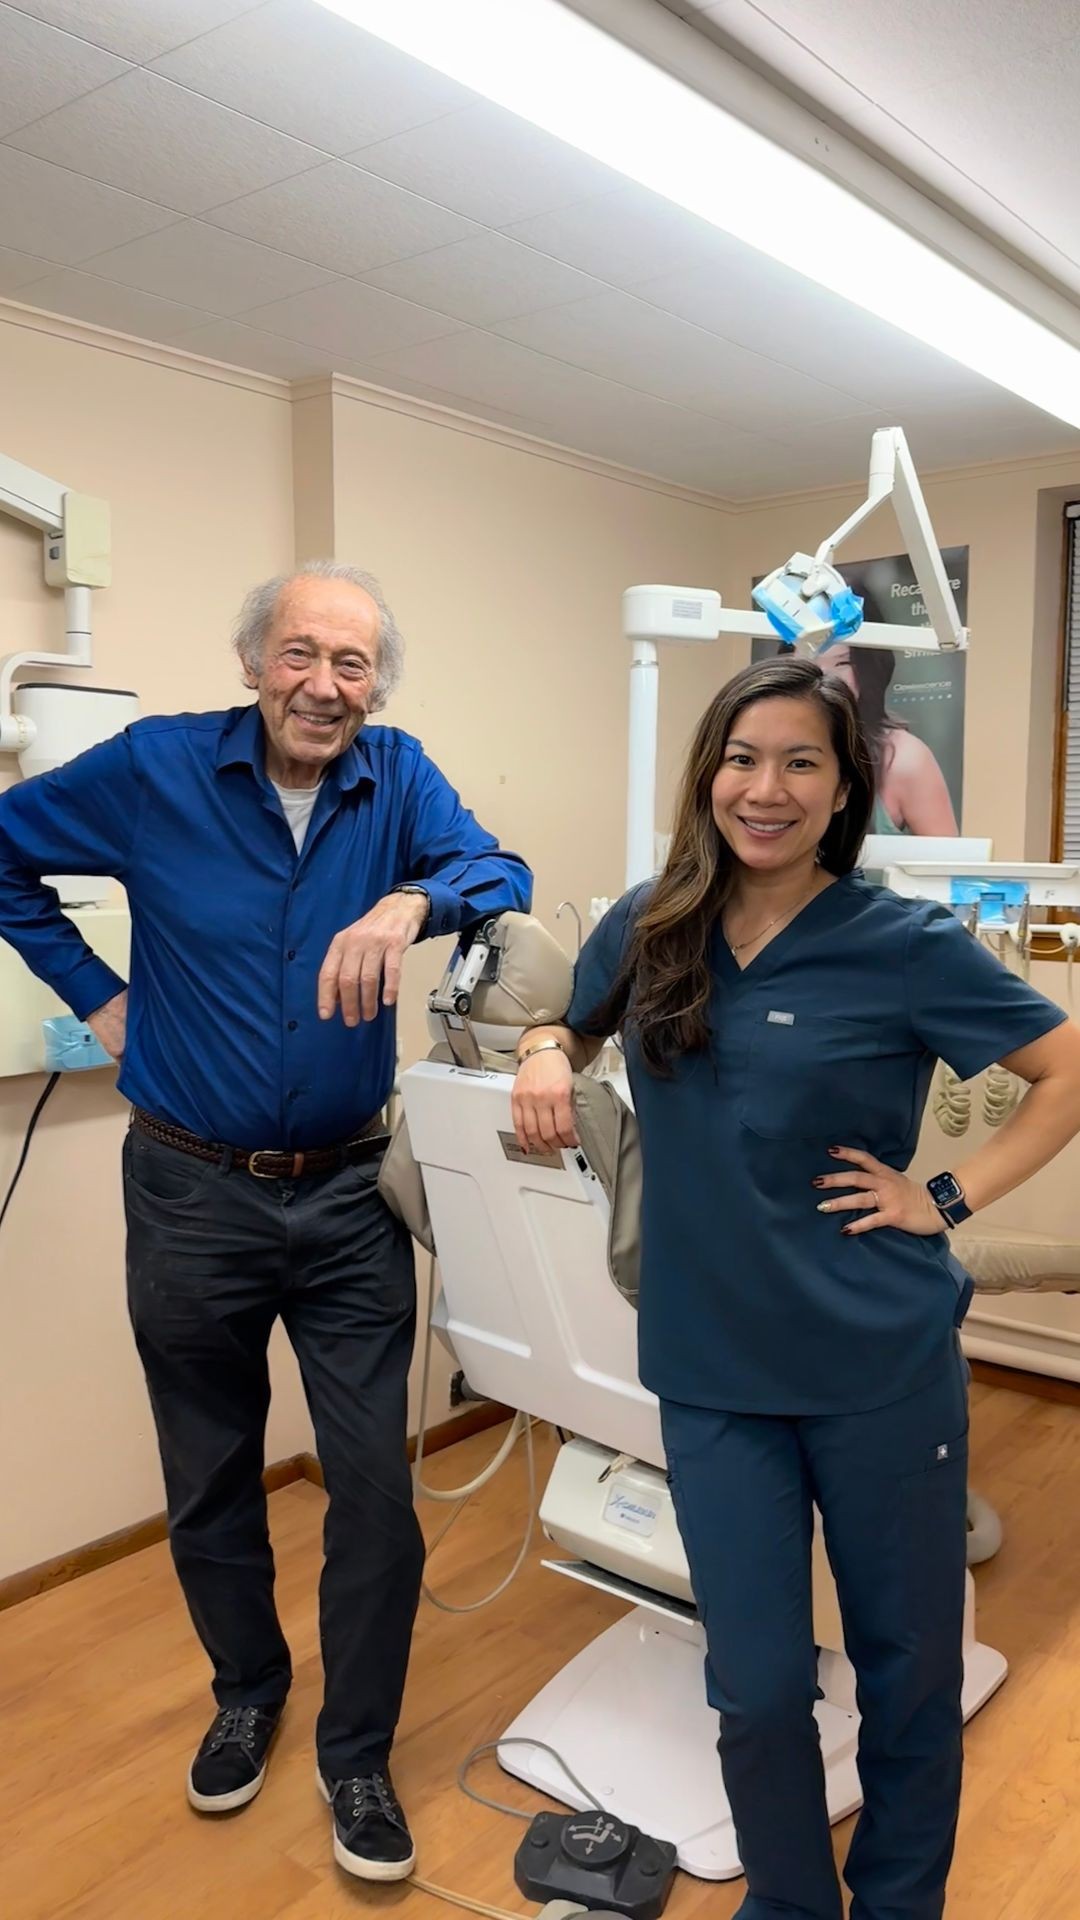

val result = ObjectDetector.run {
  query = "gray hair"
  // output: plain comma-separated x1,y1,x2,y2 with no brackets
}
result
232,558,405,712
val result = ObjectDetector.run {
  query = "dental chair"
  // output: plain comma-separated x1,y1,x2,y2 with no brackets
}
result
383,913,1010,1882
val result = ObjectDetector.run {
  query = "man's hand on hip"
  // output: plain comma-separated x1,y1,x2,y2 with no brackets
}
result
87,989,128,1060
318,892,430,1026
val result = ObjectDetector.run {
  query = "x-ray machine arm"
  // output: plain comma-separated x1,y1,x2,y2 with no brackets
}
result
621,427,967,887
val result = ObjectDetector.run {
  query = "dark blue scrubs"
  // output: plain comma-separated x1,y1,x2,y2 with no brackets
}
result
566,874,1065,1920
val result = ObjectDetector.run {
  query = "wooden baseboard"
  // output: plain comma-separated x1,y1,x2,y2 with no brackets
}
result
0,1454,309,1615
0,1404,512,1614
298,1400,513,1491
969,1357,1080,1407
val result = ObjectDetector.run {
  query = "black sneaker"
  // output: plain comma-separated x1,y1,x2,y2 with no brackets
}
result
317,1767,416,1880
187,1703,284,1813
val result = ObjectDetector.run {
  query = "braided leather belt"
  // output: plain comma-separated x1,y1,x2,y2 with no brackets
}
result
132,1108,388,1179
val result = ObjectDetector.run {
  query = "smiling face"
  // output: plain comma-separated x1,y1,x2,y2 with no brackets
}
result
246,575,381,787
710,694,850,875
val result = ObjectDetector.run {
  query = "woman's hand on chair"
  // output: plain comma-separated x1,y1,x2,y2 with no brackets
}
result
813,1147,944,1237
512,1049,578,1154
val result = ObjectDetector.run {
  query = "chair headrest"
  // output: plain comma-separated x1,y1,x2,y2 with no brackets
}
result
472,911,575,1029
426,912,575,1053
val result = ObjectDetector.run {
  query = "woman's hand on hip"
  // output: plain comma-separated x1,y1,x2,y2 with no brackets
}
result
512,1049,578,1154
813,1147,944,1237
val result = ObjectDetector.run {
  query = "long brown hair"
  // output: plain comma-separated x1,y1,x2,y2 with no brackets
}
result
615,657,874,1072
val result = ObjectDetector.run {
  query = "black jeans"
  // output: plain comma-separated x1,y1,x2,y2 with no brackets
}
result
123,1126,424,1778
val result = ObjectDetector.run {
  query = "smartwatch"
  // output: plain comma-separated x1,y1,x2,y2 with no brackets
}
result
926,1171,972,1229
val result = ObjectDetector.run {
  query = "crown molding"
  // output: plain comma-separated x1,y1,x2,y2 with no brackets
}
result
303,370,734,512
0,297,290,401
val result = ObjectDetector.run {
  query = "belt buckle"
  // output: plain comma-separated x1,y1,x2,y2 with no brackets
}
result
247,1149,281,1180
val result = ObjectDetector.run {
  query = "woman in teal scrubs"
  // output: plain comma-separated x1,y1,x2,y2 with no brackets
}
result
512,657,1080,1920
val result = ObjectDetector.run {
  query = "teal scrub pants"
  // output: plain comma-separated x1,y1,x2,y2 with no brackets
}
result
659,1342,970,1920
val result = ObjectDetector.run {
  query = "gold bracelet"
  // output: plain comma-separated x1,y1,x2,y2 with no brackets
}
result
516,1037,567,1069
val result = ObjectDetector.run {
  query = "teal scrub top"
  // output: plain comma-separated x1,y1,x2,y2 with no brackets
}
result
566,874,1066,1416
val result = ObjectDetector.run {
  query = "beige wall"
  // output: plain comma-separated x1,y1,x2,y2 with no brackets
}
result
4,303,1080,1581
0,313,304,1581
0,317,729,1580
716,454,1080,858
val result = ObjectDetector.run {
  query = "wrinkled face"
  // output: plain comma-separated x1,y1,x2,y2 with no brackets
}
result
246,576,380,784
710,695,849,873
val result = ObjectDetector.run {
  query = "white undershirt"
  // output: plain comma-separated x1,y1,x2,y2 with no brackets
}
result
271,779,320,853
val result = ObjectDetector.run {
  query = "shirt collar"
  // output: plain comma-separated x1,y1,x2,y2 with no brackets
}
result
215,703,376,791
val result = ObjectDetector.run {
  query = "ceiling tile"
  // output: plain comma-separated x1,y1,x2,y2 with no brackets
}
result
353,101,623,227
239,279,463,359
497,290,872,430
0,244,56,295
657,433,851,499
741,0,1079,94
896,42,1080,267
151,0,477,156
6,69,323,215
632,247,1004,411
11,267,209,338
80,219,333,314
0,5,129,139
505,183,740,289
0,147,178,263
206,161,478,276
163,317,342,378
766,399,1080,480
363,232,605,327
366,328,724,461
11,1,266,63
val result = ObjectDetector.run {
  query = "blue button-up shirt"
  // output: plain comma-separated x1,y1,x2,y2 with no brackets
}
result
0,703,532,1146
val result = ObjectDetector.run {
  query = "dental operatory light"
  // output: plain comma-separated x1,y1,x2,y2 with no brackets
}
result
317,0,1080,429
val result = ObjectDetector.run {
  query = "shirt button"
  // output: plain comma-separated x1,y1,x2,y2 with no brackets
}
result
287,949,296,961
287,1088,299,1102
287,1019,298,1031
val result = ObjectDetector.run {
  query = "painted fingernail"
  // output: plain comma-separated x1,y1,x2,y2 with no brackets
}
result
841,1226,853,1236
829,1146,843,1156
812,1177,826,1188
816,1201,833,1213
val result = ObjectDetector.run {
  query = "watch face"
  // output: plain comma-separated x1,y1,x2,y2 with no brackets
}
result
928,1172,963,1208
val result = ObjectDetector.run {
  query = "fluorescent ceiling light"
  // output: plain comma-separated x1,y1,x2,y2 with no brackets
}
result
317,0,1080,430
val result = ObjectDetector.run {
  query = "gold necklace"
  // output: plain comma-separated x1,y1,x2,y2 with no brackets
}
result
725,881,821,954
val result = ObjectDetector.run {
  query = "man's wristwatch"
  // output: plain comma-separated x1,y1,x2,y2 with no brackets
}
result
390,884,431,926
926,1171,973,1229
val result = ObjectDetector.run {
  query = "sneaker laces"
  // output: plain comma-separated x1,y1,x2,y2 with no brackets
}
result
206,1705,262,1754
332,1771,405,1832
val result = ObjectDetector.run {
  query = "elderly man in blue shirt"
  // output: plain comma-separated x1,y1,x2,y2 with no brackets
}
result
0,559,531,1883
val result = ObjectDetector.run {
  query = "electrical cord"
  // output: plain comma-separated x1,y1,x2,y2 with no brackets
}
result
932,1062,971,1138
458,1738,605,1821
406,1875,528,1920
982,1063,1021,1128
0,1072,60,1236
399,1737,607,1920
413,1253,537,1614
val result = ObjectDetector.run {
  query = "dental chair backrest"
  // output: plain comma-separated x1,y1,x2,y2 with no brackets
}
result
378,911,644,1306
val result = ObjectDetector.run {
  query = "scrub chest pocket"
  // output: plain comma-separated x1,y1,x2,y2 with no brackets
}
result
740,1012,885,1143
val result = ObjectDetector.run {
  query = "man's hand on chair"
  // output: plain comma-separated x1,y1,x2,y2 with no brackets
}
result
318,891,430,1026
87,989,128,1061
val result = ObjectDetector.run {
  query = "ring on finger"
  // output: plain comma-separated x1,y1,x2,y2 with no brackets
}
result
867,1189,880,1210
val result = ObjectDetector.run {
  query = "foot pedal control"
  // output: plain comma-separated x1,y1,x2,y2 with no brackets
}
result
514,1811,677,1920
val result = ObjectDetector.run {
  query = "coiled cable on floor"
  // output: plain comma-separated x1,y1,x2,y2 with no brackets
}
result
413,1254,537,1614
932,1062,971,1138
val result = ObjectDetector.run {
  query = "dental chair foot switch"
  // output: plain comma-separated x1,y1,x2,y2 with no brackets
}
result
515,1811,677,1920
